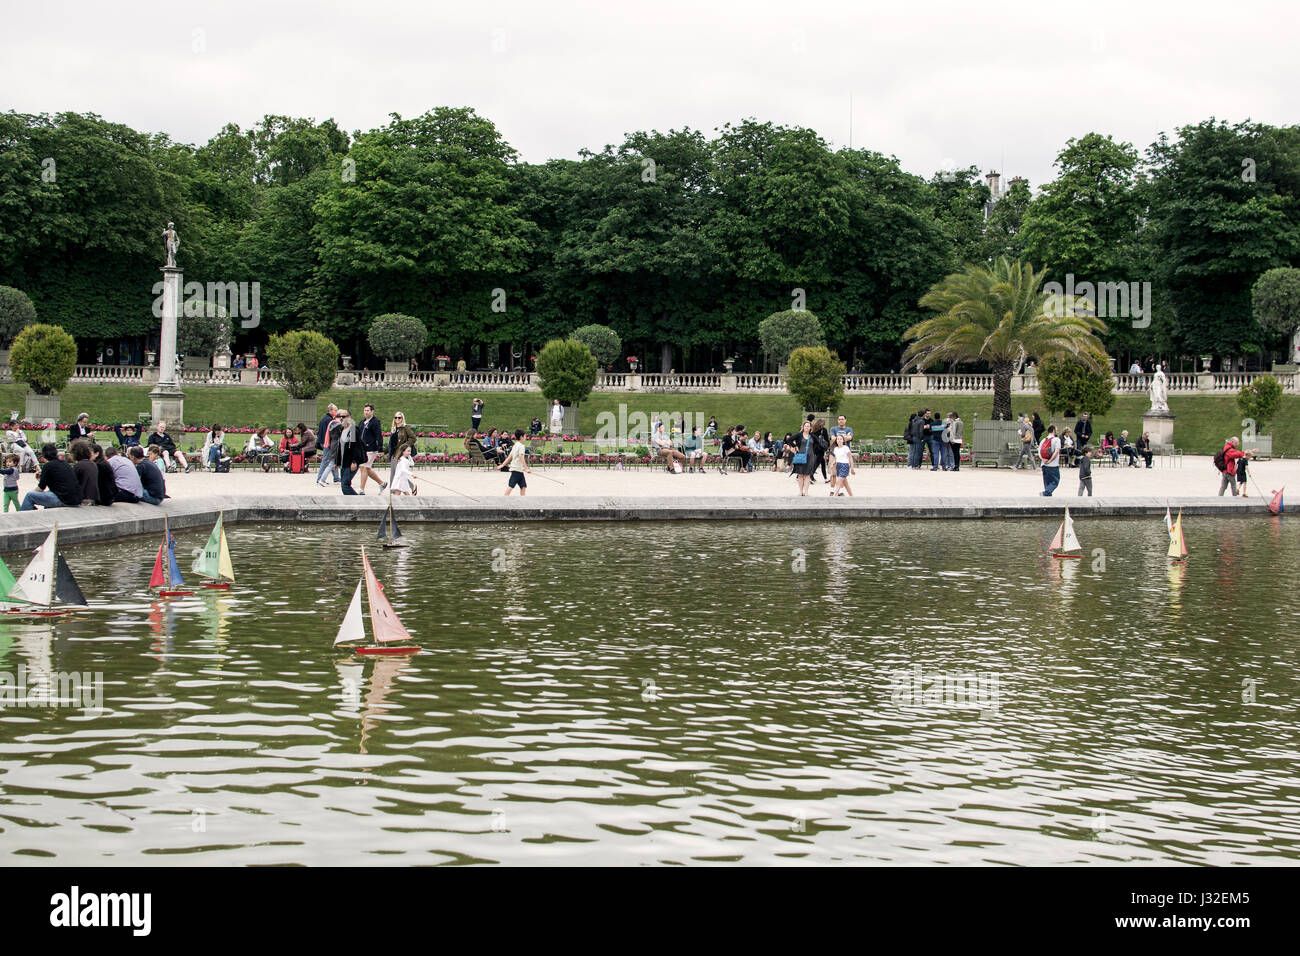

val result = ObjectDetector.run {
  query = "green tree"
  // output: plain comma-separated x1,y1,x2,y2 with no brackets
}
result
1036,355,1116,418
367,313,428,361
758,310,824,366
1251,267,1300,341
309,108,534,350
929,165,991,267
1237,374,1283,432
975,177,1032,264
786,346,845,413
10,323,77,395
904,258,1109,420
535,338,598,405
0,285,37,347
1145,119,1300,356
265,330,339,399
177,301,231,358
569,324,621,366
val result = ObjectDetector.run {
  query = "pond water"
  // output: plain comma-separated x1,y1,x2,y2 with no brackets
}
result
1,517,1297,865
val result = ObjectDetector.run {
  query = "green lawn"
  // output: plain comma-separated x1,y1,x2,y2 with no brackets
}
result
1,384,1291,456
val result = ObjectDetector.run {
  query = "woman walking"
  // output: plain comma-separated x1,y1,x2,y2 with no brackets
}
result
792,421,818,496
471,398,484,432
388,411,417,484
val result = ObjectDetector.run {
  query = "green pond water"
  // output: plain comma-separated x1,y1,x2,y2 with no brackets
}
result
0,517,1297,866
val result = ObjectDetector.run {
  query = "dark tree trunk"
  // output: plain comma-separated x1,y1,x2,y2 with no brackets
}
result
992,360,1015,420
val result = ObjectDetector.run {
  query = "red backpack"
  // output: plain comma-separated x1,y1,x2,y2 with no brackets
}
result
1039,435,1054,460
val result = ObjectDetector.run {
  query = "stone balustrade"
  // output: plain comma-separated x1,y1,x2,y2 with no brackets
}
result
45,365,1300,396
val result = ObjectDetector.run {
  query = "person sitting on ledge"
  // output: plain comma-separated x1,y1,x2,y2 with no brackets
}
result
104,447,142,503
19,444,82,511
130,446,167,505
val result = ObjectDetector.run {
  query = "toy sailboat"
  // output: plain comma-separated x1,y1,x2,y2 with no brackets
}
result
1048,508,1082,558
1167,508,1189,562
333,547,418,656
1268,487,1285,515
3,525,88,616
377,499,406,549
150,514,193,597
192,512,235,588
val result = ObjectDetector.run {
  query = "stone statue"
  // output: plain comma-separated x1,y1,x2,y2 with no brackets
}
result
1149,366,1169,413
162,221,180,268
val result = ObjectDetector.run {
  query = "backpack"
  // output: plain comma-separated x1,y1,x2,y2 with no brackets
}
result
1039,436,1054,460
1212,447,1228,472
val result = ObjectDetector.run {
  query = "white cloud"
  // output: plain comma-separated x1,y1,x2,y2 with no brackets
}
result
1,0,1292,187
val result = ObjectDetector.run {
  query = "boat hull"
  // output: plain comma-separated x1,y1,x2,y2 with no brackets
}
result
1049,552,1082,559
157,589,194,598
1,607,76,617
356,645,419,656
199,581,231,590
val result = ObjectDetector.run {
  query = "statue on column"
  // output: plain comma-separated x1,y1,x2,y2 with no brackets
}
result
162,222,180,268
1149,366,1169,413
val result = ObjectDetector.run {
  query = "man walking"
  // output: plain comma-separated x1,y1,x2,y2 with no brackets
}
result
316,403,339,486
336,410,367,496
356,403,386,493
1016,414,1038,470
1040,425,1061,496
1217,437,1252,496
502,428,531,495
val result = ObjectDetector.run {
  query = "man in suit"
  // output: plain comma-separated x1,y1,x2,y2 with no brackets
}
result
1075,412,1093,449
68,412,92,444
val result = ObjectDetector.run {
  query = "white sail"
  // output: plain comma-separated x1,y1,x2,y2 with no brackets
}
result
9,527,57,606
1163,507,1172,533
333,580,366,645
1061,509,1081,553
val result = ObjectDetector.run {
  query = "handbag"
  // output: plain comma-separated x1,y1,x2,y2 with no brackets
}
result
792,438,809,466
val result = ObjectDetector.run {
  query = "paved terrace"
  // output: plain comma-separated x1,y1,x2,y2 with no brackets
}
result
0,454,1287,551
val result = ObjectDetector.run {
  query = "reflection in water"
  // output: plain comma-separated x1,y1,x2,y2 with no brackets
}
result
0,517,1297,866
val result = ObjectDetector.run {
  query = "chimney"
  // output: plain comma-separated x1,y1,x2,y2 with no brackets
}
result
985,170,1002,200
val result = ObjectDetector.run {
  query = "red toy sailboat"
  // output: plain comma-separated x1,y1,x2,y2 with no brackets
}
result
1268,487,1285,515
333,546,418,656
1048,508,1083,559
150,514,193,597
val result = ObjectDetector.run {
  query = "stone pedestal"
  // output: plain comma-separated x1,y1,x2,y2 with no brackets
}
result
150,264,185,426
149,383,185,429
909,373,928,393
1141,410,1175,448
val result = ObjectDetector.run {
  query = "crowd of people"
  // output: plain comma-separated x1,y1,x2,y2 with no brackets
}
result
1,394,1273,509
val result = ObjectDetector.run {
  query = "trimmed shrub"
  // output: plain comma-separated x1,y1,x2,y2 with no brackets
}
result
367,313,428,361
570,324,621,367
536,339,598,405
266,330,340,399
10,323,77,395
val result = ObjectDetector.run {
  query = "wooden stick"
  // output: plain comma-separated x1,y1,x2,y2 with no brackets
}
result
527,470,566,486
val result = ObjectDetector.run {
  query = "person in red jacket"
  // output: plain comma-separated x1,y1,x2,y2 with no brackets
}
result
1217,437,1254,496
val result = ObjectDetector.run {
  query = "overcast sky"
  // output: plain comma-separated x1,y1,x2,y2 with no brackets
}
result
3,0,1294,188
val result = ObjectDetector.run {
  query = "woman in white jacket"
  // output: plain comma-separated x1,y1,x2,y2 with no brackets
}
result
389,443,416,494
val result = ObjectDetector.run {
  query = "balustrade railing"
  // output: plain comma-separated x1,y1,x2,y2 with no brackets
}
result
71,364,147,382
43,365,1300,395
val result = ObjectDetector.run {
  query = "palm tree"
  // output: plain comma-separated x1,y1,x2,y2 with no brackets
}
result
904,258,1109,420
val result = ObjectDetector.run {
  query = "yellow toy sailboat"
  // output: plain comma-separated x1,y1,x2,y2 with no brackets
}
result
1167,508,1188,562
192,512,235,589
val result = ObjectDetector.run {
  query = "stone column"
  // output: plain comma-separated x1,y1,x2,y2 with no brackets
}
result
148,264,186,426
1141,410,1175,449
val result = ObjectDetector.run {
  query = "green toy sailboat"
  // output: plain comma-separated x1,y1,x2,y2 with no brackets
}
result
192,512,235,589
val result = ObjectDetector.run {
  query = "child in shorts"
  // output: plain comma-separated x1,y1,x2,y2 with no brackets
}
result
1,453,19,511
